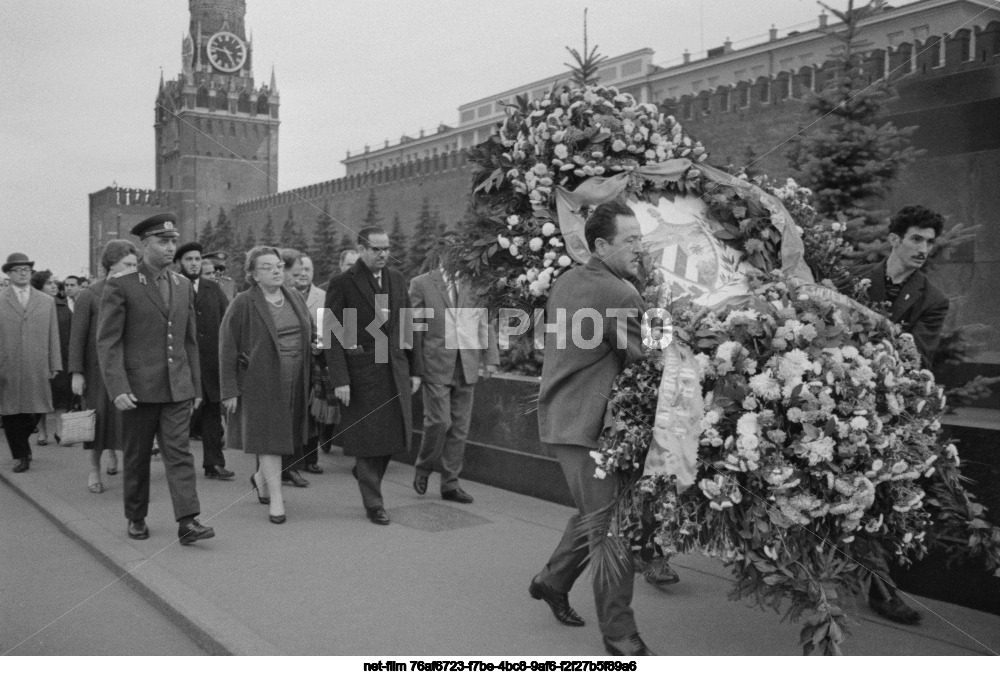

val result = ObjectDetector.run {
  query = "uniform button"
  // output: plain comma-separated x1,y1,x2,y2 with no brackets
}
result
168,345,173,351
168,321,173,327
167,334,173,339
168,357,174,363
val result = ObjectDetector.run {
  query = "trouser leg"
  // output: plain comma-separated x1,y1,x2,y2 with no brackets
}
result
355,455,390,509
157,400,200,522
2,414,37,460
439,379,474,493
414,381,450,480
200,399,225,468
540,443,637,640
120,404,159,521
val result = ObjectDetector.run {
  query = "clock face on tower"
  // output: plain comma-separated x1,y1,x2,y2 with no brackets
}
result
206,31,247,73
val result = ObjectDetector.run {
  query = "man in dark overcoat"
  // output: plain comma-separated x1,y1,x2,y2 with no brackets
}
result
324,227,422,525
175,241,232,480
97,213,215,545
530,202,654,656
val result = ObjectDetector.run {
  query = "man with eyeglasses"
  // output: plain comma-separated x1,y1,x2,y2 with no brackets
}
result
530,201,656,656
1,252,62,473
323,227,422,525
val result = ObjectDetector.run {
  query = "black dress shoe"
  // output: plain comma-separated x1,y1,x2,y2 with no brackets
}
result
442,487,474,504
12,458,30,473
869,594,922,624
282,470,309,487
303,464,324,474
413,472,428,495
529,575,585,626
250,475,270,505
269,513,286,524
366,507,390,525
127,519,149,540
603,633,656,656
205,466,235,480
177,518,215,545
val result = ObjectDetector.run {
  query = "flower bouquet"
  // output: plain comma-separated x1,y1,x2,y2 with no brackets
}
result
455,83,1000,654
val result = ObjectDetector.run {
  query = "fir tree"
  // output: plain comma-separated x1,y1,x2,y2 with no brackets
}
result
362,189,382,229
785,0,921,258
564,8,607,88
199,219,216,250
408,197,440,277
280,207,309,252
213,208,235,252
260,212,277,247
389,212,408,275
312,201,339,283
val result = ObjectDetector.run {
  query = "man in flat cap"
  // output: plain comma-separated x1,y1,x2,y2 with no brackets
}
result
175,241,232,481
1,252,61,473
204,251,235,300
97,214,215,545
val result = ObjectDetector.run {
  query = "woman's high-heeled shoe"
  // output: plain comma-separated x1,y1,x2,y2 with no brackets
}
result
269,514,286,524
250,475,270,505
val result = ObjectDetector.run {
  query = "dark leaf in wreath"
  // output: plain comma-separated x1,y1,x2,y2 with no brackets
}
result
714,229,738,241
487,244,498,256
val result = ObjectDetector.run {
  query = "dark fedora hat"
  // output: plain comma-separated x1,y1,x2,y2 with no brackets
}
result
2,252,35,273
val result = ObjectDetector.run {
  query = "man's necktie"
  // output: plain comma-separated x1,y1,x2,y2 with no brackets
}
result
158,274,170,305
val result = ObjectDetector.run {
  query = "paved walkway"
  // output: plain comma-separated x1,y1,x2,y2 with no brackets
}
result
2,435,998,656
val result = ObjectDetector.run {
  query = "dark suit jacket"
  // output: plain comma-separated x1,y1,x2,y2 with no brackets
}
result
857,260,949,366
538,258,647,449
193,277,229,402
323,260,422,454
219,285,312,455
97,261,201,403
409,269,499,386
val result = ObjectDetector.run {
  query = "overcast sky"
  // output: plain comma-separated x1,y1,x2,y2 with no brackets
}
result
0,0,921,277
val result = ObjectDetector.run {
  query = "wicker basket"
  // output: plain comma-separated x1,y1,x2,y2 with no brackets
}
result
60,408,96,446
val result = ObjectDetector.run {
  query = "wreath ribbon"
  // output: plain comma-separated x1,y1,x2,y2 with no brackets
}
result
644,342,702,490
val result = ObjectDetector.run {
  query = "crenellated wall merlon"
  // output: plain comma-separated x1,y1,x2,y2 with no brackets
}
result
234,149,471,215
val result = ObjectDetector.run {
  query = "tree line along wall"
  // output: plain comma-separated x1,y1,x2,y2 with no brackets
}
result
232,149,474,253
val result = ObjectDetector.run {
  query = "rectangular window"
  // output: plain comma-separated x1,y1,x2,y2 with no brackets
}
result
460,110,475,123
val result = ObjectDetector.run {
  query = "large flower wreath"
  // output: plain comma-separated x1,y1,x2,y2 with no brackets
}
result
454,84,1000,655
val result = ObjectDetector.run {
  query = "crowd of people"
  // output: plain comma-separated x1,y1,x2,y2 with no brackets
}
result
0,202,948,655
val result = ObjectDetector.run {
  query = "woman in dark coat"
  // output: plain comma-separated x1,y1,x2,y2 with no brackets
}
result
220,246,312,524
68,240,137,493
31,270,72,444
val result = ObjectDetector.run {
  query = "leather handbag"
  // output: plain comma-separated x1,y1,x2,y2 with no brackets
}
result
60,396,96,446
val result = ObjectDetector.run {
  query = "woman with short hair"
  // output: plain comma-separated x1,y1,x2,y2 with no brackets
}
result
31,270,72,445
220,246,312,523
68,240,137,493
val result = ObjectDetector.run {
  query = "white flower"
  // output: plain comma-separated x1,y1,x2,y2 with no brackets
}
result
529,237,543,252
802,436,835,466
612,139,627,152
549,237,563,247
594,467,607,480
541,222,556,237
749,372,781,401
532,163,548,176
777,349,813,383
554,144,568,159
507,215,519,226
508,245,520,257
558,255,571,267
497,235,511,249
715,341,743,363
544,251,557,261
850,416,869,430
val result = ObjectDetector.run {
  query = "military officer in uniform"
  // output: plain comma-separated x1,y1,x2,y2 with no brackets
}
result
97,213,215,545
205,251,235,301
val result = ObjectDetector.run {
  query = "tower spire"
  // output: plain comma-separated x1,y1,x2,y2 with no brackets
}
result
270,65,277,93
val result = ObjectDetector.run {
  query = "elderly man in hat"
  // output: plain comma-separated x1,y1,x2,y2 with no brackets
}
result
1,253,62,473
97,214,215,545
204,251,235,300
175,241,233,480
